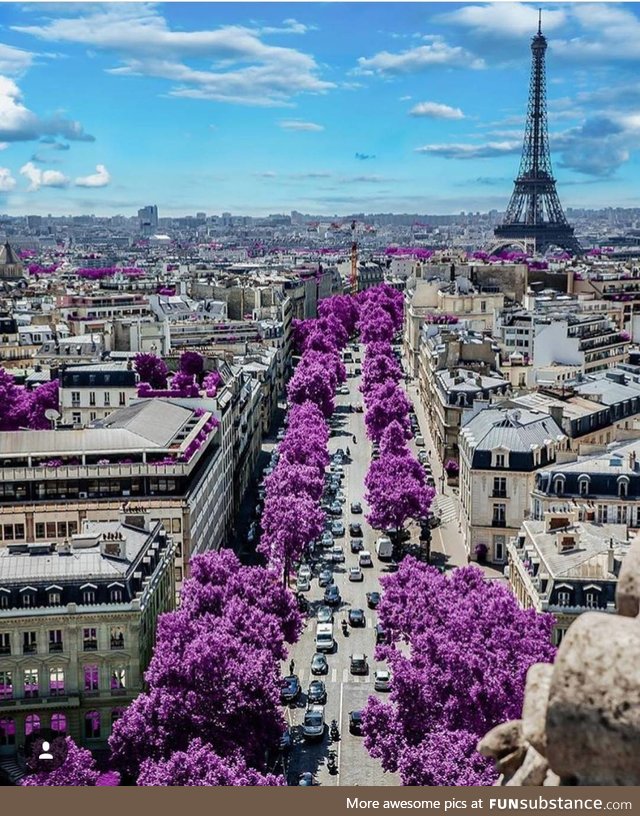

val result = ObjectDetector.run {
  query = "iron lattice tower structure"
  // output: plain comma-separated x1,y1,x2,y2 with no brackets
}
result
494,13,580,255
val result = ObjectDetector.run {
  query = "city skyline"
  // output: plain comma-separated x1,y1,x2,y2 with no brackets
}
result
1,2,640,217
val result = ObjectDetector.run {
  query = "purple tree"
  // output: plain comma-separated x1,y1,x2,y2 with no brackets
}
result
203,369,223,396
137,739,284,786
318,295,360,336
365,453,434,532
362,561,556,785
27,379,60,429
21,738,101,786
361,352,403,395
379,420,411,458
259,493,324,582
287,360,335,418
170,370,200,398
179,351,204,377
364,380,412,442
358,305,395,345
134,353,168,389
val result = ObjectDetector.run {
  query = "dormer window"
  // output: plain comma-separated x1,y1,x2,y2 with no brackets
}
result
48,591,61,606
20,587,36,608
578,475,590,496
557,591,571,606
554,475,565,495
618,476,629,498
81,584,97,605
110,588,123,603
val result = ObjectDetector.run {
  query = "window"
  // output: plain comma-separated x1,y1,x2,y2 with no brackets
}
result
90,411,97,422
480,300,487,313
0,718,15,747
0,670,12,700
110,627,124,650
495,453,505,468
557,591,571,606
24,668,39,698
48,591,61,606
25,714,40,737
110,667,126,693
83,589,96,605
104,392,110,407
83,628,98,651
110,588,123,603
51,713,67,734
35,522,46,539
0,633,10,655
89,392,96,407
0,593,7,609
49,630,63,653
85,710,101,739
47,666,64,697
554,476,564,495
22,591,34,608
494,535,506,562
585,592,598,609
578,476,590,496
71,391,80,407
493,477,507,498
111,707,125,729
23,631,37,654
72,412,81,425
492,504,506,526
619,479,629,498
119,391,126,406
84,665,99,692
554,628,566,647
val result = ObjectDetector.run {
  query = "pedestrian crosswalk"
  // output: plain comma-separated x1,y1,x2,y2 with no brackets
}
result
433,495,458,526
293,667,373,686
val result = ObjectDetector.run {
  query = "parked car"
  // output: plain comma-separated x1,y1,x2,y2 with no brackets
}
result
350,538,364,554
296,575,311,593
318,569,333,588
350,653,368,675
324,585,341,606
279,727,293,752
298,564,312,580
321,531,334,547
317,605,334,624
339,385,349,395
418,451,428,464
276,428,286,441
415,434,425,447
350,501,362,514
302,705,326,741
307,680,327,705
374,670,391,692
280,675,301,704
366,591,381,609
375,623,388,645
349,710,364,735
331,521,345,537
348,566,364,582
330,545,345,563
349,522,363,537
247,522,258,543
330,502,343,517
298,772,315,786
310,653,328,675
348,608,366,627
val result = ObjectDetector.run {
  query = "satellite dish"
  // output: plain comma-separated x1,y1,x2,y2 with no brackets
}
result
45,409,61,421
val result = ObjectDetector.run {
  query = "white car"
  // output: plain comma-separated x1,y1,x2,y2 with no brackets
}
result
330,546,345,563
298,564,312,581
296,575,311,593
374,670,392,692
348,566,364,582
302,705,325,742
339,385,349,395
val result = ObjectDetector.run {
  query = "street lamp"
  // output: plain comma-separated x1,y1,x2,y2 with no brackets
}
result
419,517,432,564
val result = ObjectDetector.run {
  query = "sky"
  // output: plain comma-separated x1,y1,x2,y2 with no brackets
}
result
1,1,640,217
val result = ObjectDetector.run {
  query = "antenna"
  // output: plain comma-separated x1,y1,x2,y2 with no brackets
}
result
538,8,542,34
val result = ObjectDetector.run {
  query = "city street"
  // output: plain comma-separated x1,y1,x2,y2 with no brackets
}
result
280,344,400,787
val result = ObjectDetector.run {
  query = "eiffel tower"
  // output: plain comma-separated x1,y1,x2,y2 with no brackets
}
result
494,12,580,255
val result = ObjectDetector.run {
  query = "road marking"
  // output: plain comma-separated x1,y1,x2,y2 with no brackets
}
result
342,668,348,684
337,671,344,786
331,668,337,683
367,616,372,628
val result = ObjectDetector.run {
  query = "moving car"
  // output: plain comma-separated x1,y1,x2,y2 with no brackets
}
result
348,566,364,582
358,550,373,567
350,653,368,675
350,501,362,514
330,545,345,563
366,591,381,609
310,653,328,675
318,569,333,588
349,522,363,537
317,605,334,624
324,585,341,606
348,608,366,627
350,538,364,554
374,670,391,692
280,675,301,704
349,710,364,735
307,680,327,705
315,622,334,653
302,705,326,742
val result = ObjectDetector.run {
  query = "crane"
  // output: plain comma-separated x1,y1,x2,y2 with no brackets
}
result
350,220,358,293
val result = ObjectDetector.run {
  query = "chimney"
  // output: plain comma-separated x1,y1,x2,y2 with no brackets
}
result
101,529,127,560
549,404,564,428
607,539,615,574
450,263,456,283
119,502,150,532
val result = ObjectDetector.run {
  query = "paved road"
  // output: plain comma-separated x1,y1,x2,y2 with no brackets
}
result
280,343,401,787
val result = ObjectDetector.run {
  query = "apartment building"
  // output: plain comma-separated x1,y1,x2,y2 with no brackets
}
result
0,513,175,755
59,364,138,426
58,293,150,337
533,313,630,374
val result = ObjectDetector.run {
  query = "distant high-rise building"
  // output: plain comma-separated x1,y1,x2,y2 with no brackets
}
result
138,205,158,236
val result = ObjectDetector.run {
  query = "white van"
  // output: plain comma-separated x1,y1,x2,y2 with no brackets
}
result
358,550,373,567
375,536,393,560
415,434,425,447
315,622,334,653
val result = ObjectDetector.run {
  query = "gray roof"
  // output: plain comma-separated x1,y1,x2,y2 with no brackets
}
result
438,368,508,393
540,438,640,476
462,407,564,452
0,242,21,266
98,399,195,447
522,520,629,581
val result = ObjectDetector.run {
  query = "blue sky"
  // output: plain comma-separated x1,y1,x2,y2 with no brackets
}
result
1,2,640,216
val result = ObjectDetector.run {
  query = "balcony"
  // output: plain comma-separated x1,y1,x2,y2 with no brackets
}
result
110,639,125,650
83,640,98,652
491,518,507,528
23,644,37,655
491,491,508,499
49,642,63,654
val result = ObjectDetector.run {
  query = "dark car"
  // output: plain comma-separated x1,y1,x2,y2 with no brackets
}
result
298,772,315,786
307,679,327,704
366,591,381,609
375,623,387,645
280,675,301,704
350,501,362,514
350,653,368,675
318,569,333,588
349,522,363,537
311,652,328,675
279,727,293,752
348,608,366,627
324,585,341,606
349,710,364,735
350,538,364,553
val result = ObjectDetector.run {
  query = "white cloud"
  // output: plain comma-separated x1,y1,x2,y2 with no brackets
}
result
279,120,324,132
441,3,566,38
0,42,34,76
415,141,521,159
20,161,69,191
357,38,484,75
75,163,110,187
14,5,333,107
410,101,465,119
0,75,93,143
0,167,16,192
